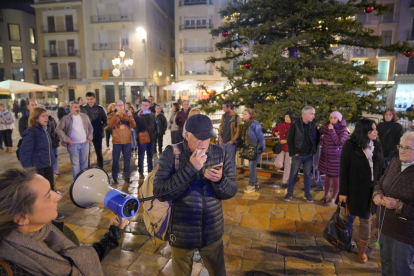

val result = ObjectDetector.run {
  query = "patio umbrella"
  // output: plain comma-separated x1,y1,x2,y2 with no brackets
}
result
208,81,231,92
163,82,181,90
163,79,204,91
0,80,56,94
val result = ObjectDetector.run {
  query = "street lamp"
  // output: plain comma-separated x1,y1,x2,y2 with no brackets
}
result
158,71,163,77
112,48,133,102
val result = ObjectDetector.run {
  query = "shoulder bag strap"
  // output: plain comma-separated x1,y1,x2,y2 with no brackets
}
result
0,260,13,276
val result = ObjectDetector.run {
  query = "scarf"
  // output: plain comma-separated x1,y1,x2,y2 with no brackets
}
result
0,223,103,276
362,140,374,181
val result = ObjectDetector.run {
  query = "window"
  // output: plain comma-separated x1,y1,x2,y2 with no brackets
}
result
0,47,3,63
33,69,39,84
29,28,36,44
8,24,20,41
11,68,24,81
31,49,37,65
408,57,414,74
0,69,4,81
378,60,390,81
10,46,22,63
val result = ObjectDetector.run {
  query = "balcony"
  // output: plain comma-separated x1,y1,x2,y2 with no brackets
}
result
43,49,79,57
352,48,368,57
380,16,398,24
180,47,213,53
377,49,395,57
44,72,82,80
377,73,395,82
91,14,133,23
181,70,213,76
179,23,213,30
407,31,414,41
92,43,131,51
179,0,213,6
42,24,78,33
34,0,80,3
93,69,135,78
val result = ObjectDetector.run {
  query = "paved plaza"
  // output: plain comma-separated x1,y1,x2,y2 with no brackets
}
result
0,119,382,275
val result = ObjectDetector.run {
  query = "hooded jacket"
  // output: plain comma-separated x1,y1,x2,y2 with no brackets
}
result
20,126,55,169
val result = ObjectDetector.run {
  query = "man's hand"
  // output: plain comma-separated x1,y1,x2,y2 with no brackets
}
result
373,194,384,206
68,139,74,146
204,163,223,182
226,141,232,145
295,153,299,156
85,140,90,143
382,197,398,209
0,120,5,124
111,217,129,229
338,195,348,204
218,137,223,145
280,139,287,144
190,149,207,171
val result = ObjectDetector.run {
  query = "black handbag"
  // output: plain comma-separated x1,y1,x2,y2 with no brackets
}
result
239,145,257,161
272,143,283,154
323,204,355,252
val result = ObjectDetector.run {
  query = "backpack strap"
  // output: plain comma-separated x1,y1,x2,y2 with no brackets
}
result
171,144,181,170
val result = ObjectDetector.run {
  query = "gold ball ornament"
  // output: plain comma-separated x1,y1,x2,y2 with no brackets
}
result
224,16,232,22
233,12,241,19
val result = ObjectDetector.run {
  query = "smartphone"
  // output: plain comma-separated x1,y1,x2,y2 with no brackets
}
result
143,109,151,114
211,164,223,170
125,110,128,114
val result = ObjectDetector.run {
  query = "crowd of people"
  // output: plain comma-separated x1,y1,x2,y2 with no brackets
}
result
0,92,413,275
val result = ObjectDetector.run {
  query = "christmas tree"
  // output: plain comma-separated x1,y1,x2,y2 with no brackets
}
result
199,0,413,130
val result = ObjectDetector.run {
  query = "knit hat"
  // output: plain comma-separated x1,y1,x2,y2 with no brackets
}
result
330,111,343,122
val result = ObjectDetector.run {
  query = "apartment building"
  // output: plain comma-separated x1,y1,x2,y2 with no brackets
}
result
175,0,232,100
352,0,414,111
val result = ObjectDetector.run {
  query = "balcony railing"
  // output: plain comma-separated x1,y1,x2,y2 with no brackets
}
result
181,70,213,76
44,72,82,80
352,48,368,57
378,49,395,57
179,23,213,30
42,24,78,33
93,69,135,78
180,47,213,53
92,43,131,51
179,0,213,6
380,16,398,24
91,14,133,23
43,49,79,57
377,73,395,82
34,0,80,3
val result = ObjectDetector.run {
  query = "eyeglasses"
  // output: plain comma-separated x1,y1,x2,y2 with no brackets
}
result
116,104,124,107
397,145,414,152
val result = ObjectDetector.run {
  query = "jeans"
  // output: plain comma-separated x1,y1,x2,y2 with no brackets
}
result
52,147,58,172
105,129,111,147
67,142,89,179
138,142,154,174
112,143,132,179
287,154,313,195
92,136,103,168
177,132,184,143
221,143,238,175
380,233,414,276
130,129,138,148
248,153,261,186
154,133,164,153
36,166,55,190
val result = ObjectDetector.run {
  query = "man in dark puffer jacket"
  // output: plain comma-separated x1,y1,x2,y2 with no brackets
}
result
154,114,238,276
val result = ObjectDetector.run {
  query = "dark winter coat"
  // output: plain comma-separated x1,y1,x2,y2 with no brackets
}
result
153,140,238,249
133,111,156,143
318,124,348,177
48,115,60,148
18,115,29,137
57,107,70,121
20,126,55,169
81,103,108,138
377,121,404,159
287,119,319,157
338,139,384,218
175,108,191,134
155,113,168,135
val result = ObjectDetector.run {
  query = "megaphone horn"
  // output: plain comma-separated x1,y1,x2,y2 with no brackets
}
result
70,167,139,219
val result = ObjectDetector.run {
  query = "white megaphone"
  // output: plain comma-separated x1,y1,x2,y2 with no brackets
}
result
70,167,140,219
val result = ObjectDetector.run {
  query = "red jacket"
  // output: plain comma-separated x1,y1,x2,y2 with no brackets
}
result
175,108,191,134
272,122,291,152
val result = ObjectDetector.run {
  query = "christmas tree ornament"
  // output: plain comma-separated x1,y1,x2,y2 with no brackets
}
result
239,65,245,69
224,16,232,22
365,6,374,13
221,31,229,37
335,17,342,21
405,51,414,58
243,63,251,69
346,15,356,22
233,12,241,19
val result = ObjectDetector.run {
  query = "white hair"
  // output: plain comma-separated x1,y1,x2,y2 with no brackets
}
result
302,106,315,115
400,131,414,144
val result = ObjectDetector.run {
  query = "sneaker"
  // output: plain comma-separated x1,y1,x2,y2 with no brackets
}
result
304,194,315,203
125,178,131,183
244,185,255,193
112,178,118,184
325,198,335,206
284,193,293,202
281,183,288,188
56,212,65,220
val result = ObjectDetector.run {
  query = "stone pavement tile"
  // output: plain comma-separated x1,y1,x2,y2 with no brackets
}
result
138,238,164,254
303,245,323,261
102,265,122,276
223,234,230,246
299,204,317,214
243,250,284,263
340,251,379,268
73,226,98,241
334,263,381,275
235,205,250,214
285,256,336,275
223,204,236,212
269,218,296,232
285,211,301,220
126,253,169,276
76,214,106,228
223,198,249,206
251,239,277,253
276,203,299,212
300,212,315,221
277,242,304,258
240,259,285,275
190,263,204,276
249,206,271,217
320,245,343,263
124,221,150,236
275,231,296,243
231,225,261,239
242,193,261,200
119,233,149,252
57,202,81,215
158,259,173,276
270,209,285,218
247,200,276,209
101,248,139,268
228,236,253,250
295,233,316,246
223,211,243,225
259,229,278,241
313,213,324,222
224,224,234,235
64,223,79,231
315,235,333,247
61,212,87,225
224,247,244,257
81,228,107,244
224,254,243,270
240,214,270,229
296,221,326,235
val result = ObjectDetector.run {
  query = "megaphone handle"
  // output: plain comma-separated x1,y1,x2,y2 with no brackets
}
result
116,215,125,224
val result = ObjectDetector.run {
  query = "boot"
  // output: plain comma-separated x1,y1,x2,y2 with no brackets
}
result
8,147,13,153
358,240,369,263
